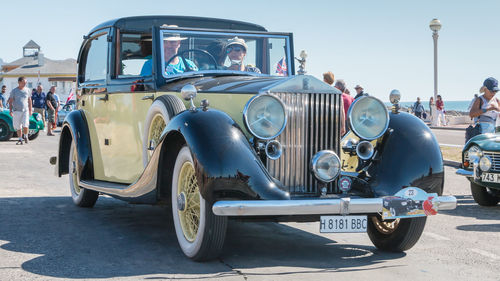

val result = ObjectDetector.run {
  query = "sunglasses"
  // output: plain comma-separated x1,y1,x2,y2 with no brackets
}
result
227,46,246,53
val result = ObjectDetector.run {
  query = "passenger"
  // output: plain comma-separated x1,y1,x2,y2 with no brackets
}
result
224,37,261,73
201,40,226,70
469,77,500,134
140,25,197,76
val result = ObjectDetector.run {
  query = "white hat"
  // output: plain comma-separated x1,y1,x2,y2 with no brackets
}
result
226,37,248,51
161,25,187,41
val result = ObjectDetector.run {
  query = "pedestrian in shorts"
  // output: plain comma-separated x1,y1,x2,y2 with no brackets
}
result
45,86,57,136
0,85,7,109
31,84,46,127
8,77,32,144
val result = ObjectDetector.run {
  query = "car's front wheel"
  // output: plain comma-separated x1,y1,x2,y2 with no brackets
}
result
69,140,99,207
171,146,227,261
0,120,13,141
367,215,426,252
470,182,499,206
28,130,39,140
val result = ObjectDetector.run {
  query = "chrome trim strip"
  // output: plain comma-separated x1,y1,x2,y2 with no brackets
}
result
212,195,458,216
456,169,473,177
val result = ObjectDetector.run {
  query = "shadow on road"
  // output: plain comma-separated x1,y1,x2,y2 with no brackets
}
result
456,223,500,232
0,196,405,279
440,195,500,221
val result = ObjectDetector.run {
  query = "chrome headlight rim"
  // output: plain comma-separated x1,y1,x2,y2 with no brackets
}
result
467,145,482,163
479,155,492,171
243,94,287,140
310,150,341,183
348,96,390,141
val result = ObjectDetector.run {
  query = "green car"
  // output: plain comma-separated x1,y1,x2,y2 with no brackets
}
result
457,133,500,206
0,109,45,141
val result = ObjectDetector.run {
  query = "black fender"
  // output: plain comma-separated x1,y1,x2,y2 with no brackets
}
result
57,110,94,180
368,112,444,196
162,108,290,203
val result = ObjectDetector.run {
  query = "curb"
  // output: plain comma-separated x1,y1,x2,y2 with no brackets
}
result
443,159,461,168
429,126,466,131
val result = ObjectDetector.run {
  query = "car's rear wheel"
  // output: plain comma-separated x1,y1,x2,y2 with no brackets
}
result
470,182,499,206
0,120,13,141
171,146,227,261
69,140,99,207
367,215,426,252
143,95,185,167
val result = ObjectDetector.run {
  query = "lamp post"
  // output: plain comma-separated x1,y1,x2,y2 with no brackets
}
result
429,18,442,126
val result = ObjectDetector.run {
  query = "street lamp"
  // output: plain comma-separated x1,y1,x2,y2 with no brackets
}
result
429,18,441,126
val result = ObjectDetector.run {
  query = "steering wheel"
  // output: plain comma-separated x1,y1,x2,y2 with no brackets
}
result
165,49,218,73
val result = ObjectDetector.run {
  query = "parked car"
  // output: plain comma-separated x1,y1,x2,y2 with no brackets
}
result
0,109,44,141
457,134,500,206
52,16,456,261
57,103,75,126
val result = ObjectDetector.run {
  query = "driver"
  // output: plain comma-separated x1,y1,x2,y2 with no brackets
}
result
140,25,198,76
224,37,261,73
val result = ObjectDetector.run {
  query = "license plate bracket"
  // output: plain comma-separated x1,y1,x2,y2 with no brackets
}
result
320,215,367,233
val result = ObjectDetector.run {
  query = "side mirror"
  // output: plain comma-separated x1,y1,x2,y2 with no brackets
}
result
181,84,197,110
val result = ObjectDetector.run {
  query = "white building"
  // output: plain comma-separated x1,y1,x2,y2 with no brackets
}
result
0,40,76,104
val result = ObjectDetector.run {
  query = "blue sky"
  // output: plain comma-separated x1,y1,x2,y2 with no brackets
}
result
1,0,499,102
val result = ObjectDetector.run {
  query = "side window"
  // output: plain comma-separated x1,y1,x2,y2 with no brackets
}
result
84,33,108,81
119,33,152,77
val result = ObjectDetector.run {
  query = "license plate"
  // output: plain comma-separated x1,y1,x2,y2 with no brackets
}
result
320,215,367,233
481,172,500,183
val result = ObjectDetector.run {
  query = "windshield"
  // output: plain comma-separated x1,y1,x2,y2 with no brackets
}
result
155,29,291,78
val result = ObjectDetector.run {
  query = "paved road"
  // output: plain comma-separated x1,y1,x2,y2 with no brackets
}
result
431,128,466,146
0,131,499,280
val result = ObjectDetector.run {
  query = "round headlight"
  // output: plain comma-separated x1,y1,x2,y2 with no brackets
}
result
467,145,482,162
348,96,390,140
310,150,341,182
243,94,286,140
35,113,42,121
479,156,492,171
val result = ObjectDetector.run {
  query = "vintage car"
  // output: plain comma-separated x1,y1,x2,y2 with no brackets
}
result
457,134,500,206
52,16,456,261
57,102,75,126
0,109,44,141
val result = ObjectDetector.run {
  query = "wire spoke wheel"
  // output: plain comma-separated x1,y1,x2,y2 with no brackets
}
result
70,144,81,195
370,216,399,235
147,114,166,159
177,161,200,242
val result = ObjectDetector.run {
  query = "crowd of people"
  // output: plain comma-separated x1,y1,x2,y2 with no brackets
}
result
0,76,59,144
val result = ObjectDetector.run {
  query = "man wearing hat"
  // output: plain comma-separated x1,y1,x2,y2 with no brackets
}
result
354,85,368,99
225,37,260,73
140,25,197,76
469,77,500,134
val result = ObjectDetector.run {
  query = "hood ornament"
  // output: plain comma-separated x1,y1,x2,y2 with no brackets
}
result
295,50,307,75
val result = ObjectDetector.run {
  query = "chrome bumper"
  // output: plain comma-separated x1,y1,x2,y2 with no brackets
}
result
212,195,457,216
456,168,473,177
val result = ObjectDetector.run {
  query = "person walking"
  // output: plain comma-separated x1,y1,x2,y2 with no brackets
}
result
53,91,60,129
469,77,500,134
323,71,334,86
354,85,368,99
412,97,425,119
323,71,346,135
45,86,58,136
7,77,32,144
31,84,46,127
436,95,447,126
0,85,7,109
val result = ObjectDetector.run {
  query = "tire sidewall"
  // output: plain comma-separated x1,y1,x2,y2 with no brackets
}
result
142,100,172,167
171,146,207,258
69,141,84,204
0,120,13,141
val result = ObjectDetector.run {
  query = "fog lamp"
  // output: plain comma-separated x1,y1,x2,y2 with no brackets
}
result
479,156,492,172
310,150,341,182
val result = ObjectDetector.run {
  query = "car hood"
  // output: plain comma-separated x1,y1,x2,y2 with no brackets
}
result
466,133,500,151
159,74,341,94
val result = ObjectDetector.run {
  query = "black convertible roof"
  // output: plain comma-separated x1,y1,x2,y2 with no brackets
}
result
88,15,267,35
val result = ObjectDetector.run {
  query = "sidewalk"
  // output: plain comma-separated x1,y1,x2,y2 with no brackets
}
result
428,123,468,131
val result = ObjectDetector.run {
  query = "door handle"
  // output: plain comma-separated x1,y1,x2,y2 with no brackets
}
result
98,93,109,101
142,94,154,101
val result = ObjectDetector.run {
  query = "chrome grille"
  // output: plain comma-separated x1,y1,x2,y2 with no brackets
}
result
484,152,500,172
267,92,342,195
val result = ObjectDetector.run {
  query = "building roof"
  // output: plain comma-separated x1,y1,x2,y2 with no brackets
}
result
23,40,40,49
3,57,76,76
3,57,34,67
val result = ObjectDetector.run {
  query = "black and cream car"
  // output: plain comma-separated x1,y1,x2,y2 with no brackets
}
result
52,16,456,261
